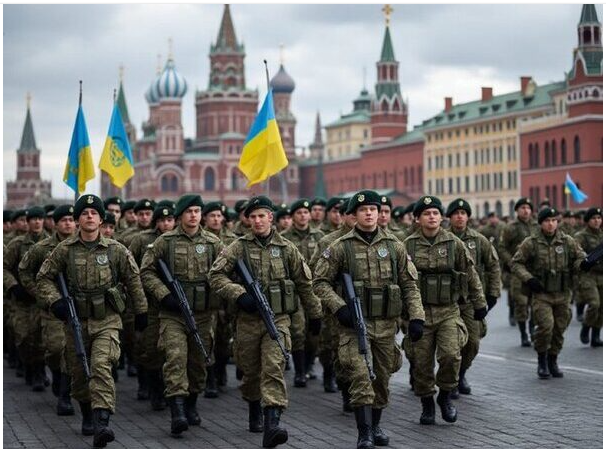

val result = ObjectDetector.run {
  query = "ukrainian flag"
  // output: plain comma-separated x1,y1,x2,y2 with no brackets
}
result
564,172,588,204
238,89,288,187
99,103,134,188
63,105,95,195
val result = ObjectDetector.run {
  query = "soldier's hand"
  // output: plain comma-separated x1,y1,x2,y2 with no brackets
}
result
160,293,181,312
486,295,498,311
10,284,33,302
50,298,69,321
237,293,257,314
526,278,544,293
335,305,354,328
474,307,488,320
308,317,322,335
503,263,511,273
134,313,148,332
408,319,424,342
580,259,595,272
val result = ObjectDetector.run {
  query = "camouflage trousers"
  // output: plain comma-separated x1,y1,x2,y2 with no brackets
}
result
120,310,136,364
338,319,402,409
531,293,572,355
511,274,531,322
12,304,44,366
141,308,164,371
158,311,216,398
64,316,121,412
40,309,67,372
234,313,291,408
214,310,234,363
459,303,487,371
318,312,339,370
579,273,603,328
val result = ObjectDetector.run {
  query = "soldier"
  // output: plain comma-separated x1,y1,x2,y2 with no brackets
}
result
129,205,176,410
43,204,56,234
401,203,416,232
19,205,76,415
314,190,424,448
140,194,224,436
281,199,325,388
36,194,147,448
208,195,322,448
321,197,343,234
511,208,586,379
5,209,29,245
559,211,577,236
446,199,501,398
120,200,137,231
100,213,116,238
310,197,327,229
274,204,292,233
575,207,603,347
564,210,585,322
378,195,408,242
479,212,504,248
404,196,486,426
118,198,155,248
3,209,16,369
3,209,13,235
103,196,123,234
4,206,49,390
233,199,251,237
499,197,539,346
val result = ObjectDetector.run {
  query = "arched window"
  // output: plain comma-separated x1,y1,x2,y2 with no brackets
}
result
528,143,534,168
495,201,503,217
561,139,567,164
381,99,389,113
418,166,423,190
231,168,239,190
204,167,215,191
583,28,592,44
483,202,490,217
509,200,515,217
410,167,415,186
574,135,581,163
170,175,178,192
551,140,557,166
544,141,550,166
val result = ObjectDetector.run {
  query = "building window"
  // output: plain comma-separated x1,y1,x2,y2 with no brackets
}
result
465,152,469,166
574,135,581,163
456,153,460,167
509,200,515,217
465,176,470,193
551,140,557,166
484,202,490,217
448,154,452,168
418,166,423,190
428,180,432,194
456,177,461,193
204,167,215,191
552,184,558,208
528,144,534,168
544,141,550,167
561,139,567,164
427,157,432,171
448,178,453,194
496,201,503,217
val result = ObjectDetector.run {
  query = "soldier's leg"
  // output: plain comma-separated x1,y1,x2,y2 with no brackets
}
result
234,316,263,403
435,316,467,393
531,297,554,354
459,304,480,372
289,305,306,387
549,298,572,356
121,311,136,376
41,311,66,395
89,327,121,412
29,309,47,391
582,276,602,328
158,318,189,398
260,315,291,408
13,306,32,372
64,323,93,435
411,323,437,398
213,310,232,387
369,320,401,409
304,320,320,380
512,275,530,322
337,326,375,408
318,312,338,392
144,311,166,410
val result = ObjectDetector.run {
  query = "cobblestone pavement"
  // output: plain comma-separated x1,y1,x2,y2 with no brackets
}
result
4,292,603,449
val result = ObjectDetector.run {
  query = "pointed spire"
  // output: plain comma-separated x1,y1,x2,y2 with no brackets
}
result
215,4,238,51
18,94,38,153
313,112,322,146
116,67,131,124
579,4,599,24
380,26,396,62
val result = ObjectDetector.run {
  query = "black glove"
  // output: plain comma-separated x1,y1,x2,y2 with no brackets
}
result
335,305,354,328
503,263,511,273
526,278,544,293
580,259,595,272
10,284,34,302
408,319,424,342
486,295,498,311
50,298,69,321
134,313,148,332
160,293,181,312
237,293,257,314
308,317,322,335
474,307,488,320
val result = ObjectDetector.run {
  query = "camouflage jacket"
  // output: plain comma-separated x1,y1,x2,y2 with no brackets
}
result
498,218,539,268
118,224,152,249
4,231,48,295
205,226,238,247
129,228,162,267
479,222,504,249
281,226,325,262
384,223,408,243
574,226,602,274
309,224,353,270
320,221,340,235
233,221,251,237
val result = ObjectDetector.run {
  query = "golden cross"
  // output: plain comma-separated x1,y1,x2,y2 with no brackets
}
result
382,4,393,26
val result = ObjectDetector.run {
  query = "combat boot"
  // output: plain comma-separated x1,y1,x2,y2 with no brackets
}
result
56,373,75,416
185,393,201,426
580,324,591,344
537,352,550,379
305,350,317,380
292,350,307,388
204,365,218,398
32,364,46,392
262,406,288,448
322,363,338,393
168,396,188,434
419,396,435,425
136,367,149,400
576,303,585,322
436,389,457,423
547,354,563,378
92,408,115,448
518,322,531,347
450,387,459,399
79,401,94,436
353,405,374,449
25,364,34,385
236,366,244,381
591,328,603,347
371,408,389,446
148,370,166,411
248,400,263,433
458,368,471,395
51,369,62,397
341,387,354,413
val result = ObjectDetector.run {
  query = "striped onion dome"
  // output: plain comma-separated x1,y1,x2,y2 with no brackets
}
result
145,80,160,104
153,58,187,100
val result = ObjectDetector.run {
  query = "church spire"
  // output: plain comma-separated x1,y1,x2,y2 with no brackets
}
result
213,4,242,53
313,111,322,146
19,93,38,153
116,65,131,125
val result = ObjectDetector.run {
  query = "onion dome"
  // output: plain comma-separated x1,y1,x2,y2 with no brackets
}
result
270,64,295,94
153,57,187,100
145,82,159,104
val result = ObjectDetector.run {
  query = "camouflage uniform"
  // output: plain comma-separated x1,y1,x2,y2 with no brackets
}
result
575,226,603,330
233,221,251,237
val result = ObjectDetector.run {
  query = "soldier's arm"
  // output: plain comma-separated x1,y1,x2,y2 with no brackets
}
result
3,240,20,291
308,237,326,270
573,231,589,253
140,237,171,302
457,242,487,310
312,243,346,314
289,246,322,319
511,238,534,283
128,235,143,267
208,241,247,310
395,242,424,321
117,244,147,314
35,245,67,308
498,227,513,266
568,236,587,274
18,246,41,296
481,235,502,298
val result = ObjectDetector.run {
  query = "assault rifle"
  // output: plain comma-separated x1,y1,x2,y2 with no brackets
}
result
584,242,603,268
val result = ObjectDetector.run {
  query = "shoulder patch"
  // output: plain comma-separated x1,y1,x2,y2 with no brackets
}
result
322,248,331,259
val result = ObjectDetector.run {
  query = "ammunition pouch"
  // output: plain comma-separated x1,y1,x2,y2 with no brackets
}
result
182,281,221,312
351,281,402,319
265,279,297,315
538,270,573,293
105,286,126,314
419,271,460,306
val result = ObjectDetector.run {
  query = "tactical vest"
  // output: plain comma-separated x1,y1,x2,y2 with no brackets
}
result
343,239,402,319
463,235,486,289
528,236,573,293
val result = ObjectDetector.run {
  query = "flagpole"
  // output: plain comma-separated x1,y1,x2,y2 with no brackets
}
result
262,60,272,198
75,80,83,203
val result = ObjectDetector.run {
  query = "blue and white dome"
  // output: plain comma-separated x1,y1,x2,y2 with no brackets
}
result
153,58,187,100
145,80,160,104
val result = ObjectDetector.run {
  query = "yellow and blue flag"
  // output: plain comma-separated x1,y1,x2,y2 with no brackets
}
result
99,103,134,188
238,89,288,187
565,172,588,204
63,105,95,195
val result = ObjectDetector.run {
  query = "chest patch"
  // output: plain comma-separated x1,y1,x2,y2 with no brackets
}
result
467,241,476,250
96,254,109,265
438,248,448,257
271,247,281,258
377,247,389,258
555,245,564,254
195,244,205,254
322,248,330,259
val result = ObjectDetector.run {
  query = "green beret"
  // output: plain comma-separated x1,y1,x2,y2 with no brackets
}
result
346,190,382,215
339,198,350,215
539,198,551,207
538,207,559,224
121,200,136,213
380,195,392,209
574,210,585,219
326,197,343,211
52,204,75,223
584,207,602,223
157,199,176,210
234,199,249,214
104,196,123,209
562,210,574,218
514,197,533,212
11,209,27,222
44,204,56,216
74,194,105,219
290,198,311,213
392,206,405,219
134,198,156,213
275,205,291,221
403,202,416,215
446,198,472,217
244,196,274,217
413,195,443,217
226,208,238,222
174,194,204,218
310,197,327,207
203,201,226,216
4,210,13,222
102,212,116,226
152,206,175,223
26,206,45,220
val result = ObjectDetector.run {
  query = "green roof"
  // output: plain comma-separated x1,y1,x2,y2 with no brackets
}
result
581,50,603,75
579,4,599,24
116,81,130,124
380,26,395,62
18,106,37,152
325,110,370,128
421,80,566,130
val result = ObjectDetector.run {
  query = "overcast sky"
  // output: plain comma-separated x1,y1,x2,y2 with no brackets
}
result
3,3,602,200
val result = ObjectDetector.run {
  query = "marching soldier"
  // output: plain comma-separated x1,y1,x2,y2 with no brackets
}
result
103,197,123,236
511,207,586,379
119,200,137,232
233,199,251,237
43,204,56,234
321,197,343,234
118,198,155,248
314,190,424,448
310,197,327,229
378,195,408,242
274,204,292,233
36,194,147,448
208,195,323,449
4,208,28,245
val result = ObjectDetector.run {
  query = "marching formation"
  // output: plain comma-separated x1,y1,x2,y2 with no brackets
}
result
3,191,602,449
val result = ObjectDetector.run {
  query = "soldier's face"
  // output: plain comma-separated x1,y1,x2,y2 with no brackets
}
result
403,213,413,226
137,209,153,228
489,215,499,226
450,209,469,230
44,217,55,231
106,204,122,222
588,215,602,230
378,205,391,227
327,207,342,227
344,213,357,228
28,217,44,233
240,211,251,226
249,209,273,236
13,216,28,232
156,216,175,233
516,205,532,221
3,222,11,233
78,208,102,232
56,216,76,236
418,208,442,230
181,206,202,229
563,217,576,225
278,216,292,231
125,210,136,223
292,208,310,229
311,206,325,221
355,205,378,230
541,217,558,235
205,211,223,231
100,223,115,238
